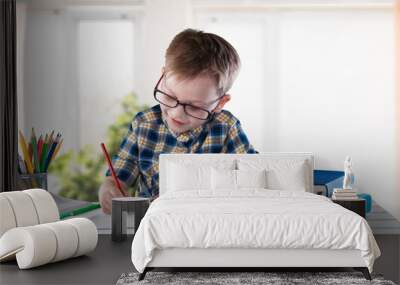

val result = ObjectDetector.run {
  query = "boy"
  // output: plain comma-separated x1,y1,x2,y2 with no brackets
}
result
99,29,257,214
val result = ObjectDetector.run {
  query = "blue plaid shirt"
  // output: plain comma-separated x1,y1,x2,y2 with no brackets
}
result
106,104,257,197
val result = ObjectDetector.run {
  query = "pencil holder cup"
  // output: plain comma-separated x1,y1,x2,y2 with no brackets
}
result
17,173,48,190
111,197,150,242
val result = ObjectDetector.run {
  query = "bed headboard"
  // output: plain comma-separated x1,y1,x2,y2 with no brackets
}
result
159,153,314,196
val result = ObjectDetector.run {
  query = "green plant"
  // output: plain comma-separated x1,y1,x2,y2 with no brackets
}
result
49,92,149,201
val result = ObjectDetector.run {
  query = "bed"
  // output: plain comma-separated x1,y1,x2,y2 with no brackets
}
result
131,153,380,281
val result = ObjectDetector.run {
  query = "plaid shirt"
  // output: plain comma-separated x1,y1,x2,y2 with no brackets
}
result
106,104,258,197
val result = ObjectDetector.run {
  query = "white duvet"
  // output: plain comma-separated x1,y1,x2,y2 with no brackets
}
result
131,189,380,273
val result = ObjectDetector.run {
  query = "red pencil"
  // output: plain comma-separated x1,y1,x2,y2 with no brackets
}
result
100,143,126,197
37,135,43,161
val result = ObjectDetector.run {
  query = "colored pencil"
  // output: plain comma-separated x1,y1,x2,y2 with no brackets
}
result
28,143,32,164
18,155,27,174
60,203,101,219
44,136,59,171
40,142,48,172
37,135,43,163
31,128,40,172
100,142,126,197
18,129,63,174
51,138,63,163
18,130,34,174
44,133,48,145
47,130,54,146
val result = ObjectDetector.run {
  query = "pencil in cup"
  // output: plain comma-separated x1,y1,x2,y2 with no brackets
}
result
18,129,64,189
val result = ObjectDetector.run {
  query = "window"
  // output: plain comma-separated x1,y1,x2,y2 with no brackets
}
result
196,15,267,151
20,3,145,201
194,2,397,220
78,20,134,148
194,3,395,154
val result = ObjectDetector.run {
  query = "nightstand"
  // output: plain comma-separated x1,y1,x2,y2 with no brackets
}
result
332,198,366,218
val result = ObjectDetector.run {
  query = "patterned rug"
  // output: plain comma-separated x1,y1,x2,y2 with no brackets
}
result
116,271,396,285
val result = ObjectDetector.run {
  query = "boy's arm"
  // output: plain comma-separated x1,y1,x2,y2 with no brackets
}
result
223,120,259,154
100,119,140,214
105,119,140,189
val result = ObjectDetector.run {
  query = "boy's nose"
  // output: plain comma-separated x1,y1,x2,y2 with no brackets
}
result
168,104,187,120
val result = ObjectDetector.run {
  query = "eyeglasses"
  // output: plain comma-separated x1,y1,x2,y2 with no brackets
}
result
153,74,223,120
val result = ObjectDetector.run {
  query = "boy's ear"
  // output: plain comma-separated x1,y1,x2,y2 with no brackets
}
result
213,94,231,113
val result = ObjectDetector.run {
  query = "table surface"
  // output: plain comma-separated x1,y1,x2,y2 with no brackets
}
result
0,235,134,285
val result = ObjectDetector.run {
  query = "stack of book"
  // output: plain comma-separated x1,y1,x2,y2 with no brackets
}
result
332,188,358,200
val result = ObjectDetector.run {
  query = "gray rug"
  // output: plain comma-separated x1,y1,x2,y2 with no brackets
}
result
116,271,396,285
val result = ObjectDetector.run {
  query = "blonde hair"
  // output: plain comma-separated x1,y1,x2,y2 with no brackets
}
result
165,29,241,95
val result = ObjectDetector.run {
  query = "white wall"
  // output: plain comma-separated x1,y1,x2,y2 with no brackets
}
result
276,9,398,220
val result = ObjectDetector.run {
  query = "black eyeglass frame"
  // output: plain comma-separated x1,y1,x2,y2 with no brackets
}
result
153,74,224,121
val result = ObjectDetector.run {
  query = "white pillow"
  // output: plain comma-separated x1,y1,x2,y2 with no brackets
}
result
166,159,236,192
238,159,309,191
167,162,211,191
211,168,236,190
211,168,268,190
266,163,307,191
236,169,267,189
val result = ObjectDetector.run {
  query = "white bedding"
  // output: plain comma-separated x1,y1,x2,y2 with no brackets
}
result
131,189,380,273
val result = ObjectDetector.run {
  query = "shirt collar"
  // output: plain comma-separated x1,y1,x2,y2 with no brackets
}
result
162,116,205,143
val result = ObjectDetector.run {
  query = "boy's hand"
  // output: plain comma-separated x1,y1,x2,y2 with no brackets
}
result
98,176,129,215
